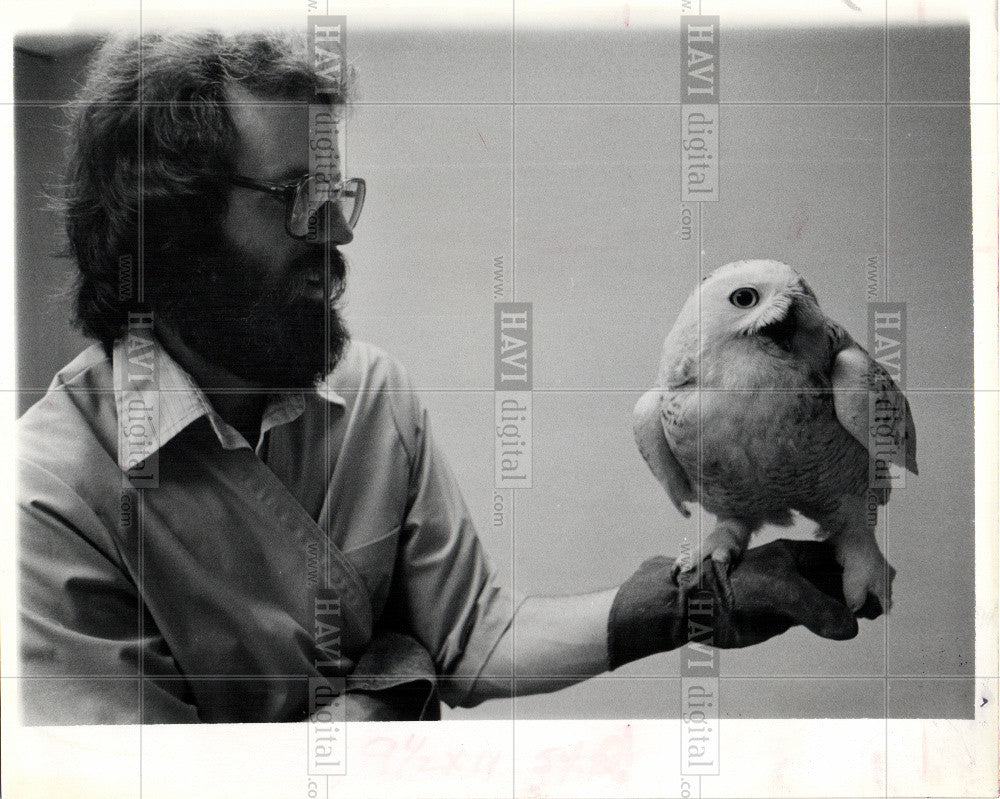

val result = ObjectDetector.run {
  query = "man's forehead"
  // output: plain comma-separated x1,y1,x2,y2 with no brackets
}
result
226,84,339,182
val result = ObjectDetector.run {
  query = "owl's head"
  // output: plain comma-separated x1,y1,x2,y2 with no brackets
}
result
670,260,825,355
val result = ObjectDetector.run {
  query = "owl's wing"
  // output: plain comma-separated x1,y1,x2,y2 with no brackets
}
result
633,389,695,517
830,328,918,475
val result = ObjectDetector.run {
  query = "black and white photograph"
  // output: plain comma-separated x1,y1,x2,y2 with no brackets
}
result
2,1,997,797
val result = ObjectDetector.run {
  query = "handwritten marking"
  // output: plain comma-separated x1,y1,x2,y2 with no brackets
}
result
528,725,633,790
789,205,810,241
477,129,487,149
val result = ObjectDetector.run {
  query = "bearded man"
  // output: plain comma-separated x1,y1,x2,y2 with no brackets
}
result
18,31,866,724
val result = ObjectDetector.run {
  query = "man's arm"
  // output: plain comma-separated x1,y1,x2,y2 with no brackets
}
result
19,462,199,724
463,589,618,699
381,360,861,711
463,539,862,705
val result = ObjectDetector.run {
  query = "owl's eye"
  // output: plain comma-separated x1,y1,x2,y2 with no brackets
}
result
729,287,760,309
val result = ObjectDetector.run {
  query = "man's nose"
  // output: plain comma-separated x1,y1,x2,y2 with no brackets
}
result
306,201,353,245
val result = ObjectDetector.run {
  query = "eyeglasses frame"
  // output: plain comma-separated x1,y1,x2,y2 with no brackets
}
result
229,173,366,239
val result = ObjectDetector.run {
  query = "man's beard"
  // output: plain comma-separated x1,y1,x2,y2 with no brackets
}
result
147,239,350,390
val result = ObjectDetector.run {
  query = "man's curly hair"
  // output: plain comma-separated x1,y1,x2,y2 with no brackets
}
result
63,31,351,345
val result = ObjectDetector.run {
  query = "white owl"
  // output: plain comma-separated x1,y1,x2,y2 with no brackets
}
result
634,260,917,613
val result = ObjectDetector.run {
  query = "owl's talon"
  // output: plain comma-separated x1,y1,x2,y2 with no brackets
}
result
675,565,702,593
670,560,694,593
671,555,697,579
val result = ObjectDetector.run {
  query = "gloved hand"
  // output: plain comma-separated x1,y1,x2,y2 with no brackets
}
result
607,538,873,670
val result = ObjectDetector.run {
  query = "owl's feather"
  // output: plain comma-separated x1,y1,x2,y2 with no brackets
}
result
830,338,918,475
633,389,693,517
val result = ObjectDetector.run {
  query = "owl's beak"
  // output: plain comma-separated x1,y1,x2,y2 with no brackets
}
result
756,301,798,351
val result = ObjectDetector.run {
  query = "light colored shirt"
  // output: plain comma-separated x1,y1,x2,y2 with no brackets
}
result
18,338,517,723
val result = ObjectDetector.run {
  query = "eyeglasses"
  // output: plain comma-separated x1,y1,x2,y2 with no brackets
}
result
229,173,366,239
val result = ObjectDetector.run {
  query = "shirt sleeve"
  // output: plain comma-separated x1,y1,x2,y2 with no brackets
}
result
381,369,521,708
18,460,199,724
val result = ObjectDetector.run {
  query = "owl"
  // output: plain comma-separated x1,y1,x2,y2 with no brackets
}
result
634,260,917,613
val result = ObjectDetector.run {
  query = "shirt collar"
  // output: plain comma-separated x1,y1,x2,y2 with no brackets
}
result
112,334,345,468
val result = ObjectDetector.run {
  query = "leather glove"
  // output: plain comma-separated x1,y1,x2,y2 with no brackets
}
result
607,538,872,670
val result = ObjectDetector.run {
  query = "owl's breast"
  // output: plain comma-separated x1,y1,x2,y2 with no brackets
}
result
662,377,871,521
